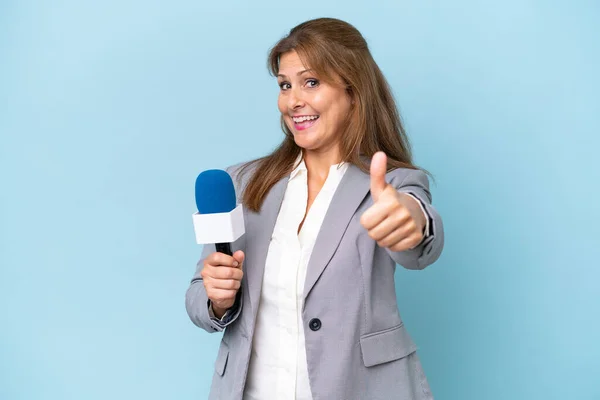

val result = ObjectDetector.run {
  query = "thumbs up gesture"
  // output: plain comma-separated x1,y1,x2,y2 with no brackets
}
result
360,152,426,252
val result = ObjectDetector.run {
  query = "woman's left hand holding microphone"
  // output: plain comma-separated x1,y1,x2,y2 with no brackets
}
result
201,250,245,319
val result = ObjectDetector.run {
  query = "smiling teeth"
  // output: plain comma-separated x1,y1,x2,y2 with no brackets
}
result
293,115,319,123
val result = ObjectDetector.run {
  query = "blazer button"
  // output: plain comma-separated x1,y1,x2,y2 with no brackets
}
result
309,318,322,331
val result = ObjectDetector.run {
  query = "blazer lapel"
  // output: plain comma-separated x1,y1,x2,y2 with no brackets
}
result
302,163,370,301
244,176,288,316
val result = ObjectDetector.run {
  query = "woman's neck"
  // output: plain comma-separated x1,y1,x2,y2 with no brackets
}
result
302,147,342,182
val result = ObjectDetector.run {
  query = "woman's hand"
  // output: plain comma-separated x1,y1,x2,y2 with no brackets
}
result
201,250,245,318
360,152,426,252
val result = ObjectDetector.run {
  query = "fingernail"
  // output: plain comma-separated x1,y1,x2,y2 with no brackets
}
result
233,261,239,267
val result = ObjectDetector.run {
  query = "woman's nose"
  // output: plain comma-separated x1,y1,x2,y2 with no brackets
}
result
288,88,305,110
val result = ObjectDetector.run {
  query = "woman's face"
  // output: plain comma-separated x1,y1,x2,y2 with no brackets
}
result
277,51,352,157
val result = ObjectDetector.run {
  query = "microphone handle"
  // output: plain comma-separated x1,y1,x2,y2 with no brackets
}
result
216,243,232,256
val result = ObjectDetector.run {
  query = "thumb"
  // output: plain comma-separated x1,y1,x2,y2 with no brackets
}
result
232,250,245,269
370,151,388,201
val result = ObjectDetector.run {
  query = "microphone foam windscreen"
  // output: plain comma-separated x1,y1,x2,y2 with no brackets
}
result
195,169,237,214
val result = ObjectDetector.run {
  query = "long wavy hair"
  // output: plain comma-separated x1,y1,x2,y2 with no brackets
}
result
240,17,419,212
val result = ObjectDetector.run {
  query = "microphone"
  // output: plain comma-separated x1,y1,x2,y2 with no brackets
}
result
192,169,245,256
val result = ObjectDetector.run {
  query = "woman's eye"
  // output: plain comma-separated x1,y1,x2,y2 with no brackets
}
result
306,79,319,88
279,82,291,90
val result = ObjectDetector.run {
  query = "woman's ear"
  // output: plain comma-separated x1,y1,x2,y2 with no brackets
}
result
346,86,355,105
346,82,354,104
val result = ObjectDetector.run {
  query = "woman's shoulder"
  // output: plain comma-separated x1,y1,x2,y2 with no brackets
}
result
359,155,429,187
225,159,262,198
385,166,430,189
226,159,260,181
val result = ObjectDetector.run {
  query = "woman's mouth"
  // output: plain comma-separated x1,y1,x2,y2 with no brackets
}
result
292,115,319,131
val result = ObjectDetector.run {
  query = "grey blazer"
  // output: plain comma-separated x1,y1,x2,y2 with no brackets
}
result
186,160,444,400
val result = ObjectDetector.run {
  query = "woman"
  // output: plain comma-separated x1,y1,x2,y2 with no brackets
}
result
186,17,444,400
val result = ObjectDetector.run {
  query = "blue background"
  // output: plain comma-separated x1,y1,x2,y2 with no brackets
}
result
1,1,599,399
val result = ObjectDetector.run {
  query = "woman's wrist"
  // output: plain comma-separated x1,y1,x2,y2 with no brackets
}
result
212,304,228,319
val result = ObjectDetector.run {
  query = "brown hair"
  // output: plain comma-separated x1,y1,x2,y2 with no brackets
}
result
240,17,419,212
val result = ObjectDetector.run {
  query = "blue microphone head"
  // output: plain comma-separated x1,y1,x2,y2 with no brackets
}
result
195,169,237,214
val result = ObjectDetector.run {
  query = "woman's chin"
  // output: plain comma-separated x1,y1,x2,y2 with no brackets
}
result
292,132,312,147
292,135,318,150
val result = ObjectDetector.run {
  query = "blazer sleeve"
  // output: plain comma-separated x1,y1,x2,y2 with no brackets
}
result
386,168,444,270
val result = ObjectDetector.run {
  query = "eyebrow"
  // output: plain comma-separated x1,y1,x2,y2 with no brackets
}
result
277,69,314,79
